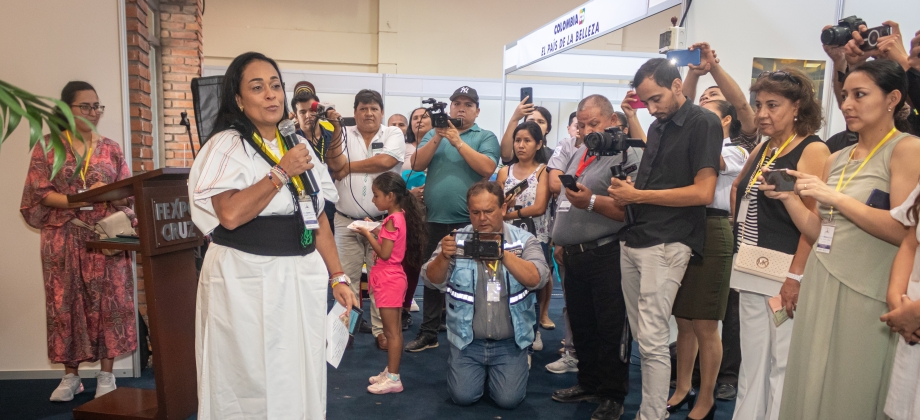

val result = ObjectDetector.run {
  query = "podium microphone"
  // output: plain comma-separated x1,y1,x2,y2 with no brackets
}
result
278,119,320,196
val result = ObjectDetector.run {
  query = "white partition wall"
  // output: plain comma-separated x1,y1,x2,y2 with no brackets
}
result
203,66,650,149
0,0,136,379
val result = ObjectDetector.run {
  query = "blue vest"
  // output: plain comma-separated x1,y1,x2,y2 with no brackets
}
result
445,224,538,351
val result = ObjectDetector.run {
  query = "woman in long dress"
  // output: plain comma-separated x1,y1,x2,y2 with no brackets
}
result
189,52,358,420
764,59,920,419
20,81,137,402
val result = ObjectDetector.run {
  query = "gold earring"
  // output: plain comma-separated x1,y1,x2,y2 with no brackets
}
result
888,108,893,112
239,105,244,111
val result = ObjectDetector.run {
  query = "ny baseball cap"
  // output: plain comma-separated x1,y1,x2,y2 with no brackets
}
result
293,81,316,96
450,86,479,105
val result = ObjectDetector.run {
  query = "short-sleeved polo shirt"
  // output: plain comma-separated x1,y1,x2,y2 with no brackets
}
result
419,124,500,224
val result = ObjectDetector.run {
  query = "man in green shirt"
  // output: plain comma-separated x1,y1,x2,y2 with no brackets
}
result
405,86,500,352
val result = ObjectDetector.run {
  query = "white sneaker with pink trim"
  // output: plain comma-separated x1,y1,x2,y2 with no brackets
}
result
369,367,388,385
367,377,404,394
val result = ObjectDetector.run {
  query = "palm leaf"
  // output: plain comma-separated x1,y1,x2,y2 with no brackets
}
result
0,79,96,179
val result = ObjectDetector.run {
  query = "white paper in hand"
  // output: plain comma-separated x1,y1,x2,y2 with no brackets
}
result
325,302,350,368
347,220,381,232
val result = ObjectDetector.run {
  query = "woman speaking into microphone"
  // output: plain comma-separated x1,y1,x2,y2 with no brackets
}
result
188,52,357,420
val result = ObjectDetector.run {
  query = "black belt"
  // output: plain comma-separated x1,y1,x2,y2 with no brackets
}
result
336,210,386,222
706,208,730,217
211,214,315,257
562,235,618,255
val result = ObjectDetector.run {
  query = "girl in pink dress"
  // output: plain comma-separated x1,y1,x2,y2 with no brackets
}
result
357,172,428,394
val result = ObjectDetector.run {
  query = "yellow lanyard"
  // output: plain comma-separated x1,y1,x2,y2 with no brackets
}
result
65,131,94,188
745,134,796,196
252,129,305,194
486,260,500,281
828,128,898,219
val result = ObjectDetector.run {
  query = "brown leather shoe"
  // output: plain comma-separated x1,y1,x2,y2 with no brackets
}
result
376,334,388,351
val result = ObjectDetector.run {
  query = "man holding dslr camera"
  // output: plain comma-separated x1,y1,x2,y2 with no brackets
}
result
550,94,642,420
422,181,549,409
406,86,501,352
608,58,723,420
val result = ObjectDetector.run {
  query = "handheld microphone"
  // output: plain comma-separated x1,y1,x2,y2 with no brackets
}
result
278,119,320,196
310,102,336,120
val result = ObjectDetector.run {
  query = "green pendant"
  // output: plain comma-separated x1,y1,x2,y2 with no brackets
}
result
301,228,314,247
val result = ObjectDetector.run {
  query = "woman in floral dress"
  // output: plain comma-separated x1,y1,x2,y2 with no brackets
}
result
20,81,137,402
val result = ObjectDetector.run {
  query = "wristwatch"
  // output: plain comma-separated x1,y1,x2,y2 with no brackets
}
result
329,273,351,288
586,194,597,212
786,272,804,283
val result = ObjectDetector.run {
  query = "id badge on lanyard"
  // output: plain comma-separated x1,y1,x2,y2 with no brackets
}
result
737,195,751,223
299,198,321,230
816,218,835,254
486,264,502,302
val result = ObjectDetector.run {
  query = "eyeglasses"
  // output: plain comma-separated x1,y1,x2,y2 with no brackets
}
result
70,103,106,115
758,71,802,86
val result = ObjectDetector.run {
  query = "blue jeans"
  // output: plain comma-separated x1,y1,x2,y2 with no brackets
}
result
447,338,529,409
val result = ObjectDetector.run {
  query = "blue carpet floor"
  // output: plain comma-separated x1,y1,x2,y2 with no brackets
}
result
0,287,735,420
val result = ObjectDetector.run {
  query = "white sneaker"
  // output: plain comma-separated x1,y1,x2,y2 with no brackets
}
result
410,299,420,312
545,352,579,374
95,371,117,398
50,373,83,402
369,367,389,384
532,331,544,351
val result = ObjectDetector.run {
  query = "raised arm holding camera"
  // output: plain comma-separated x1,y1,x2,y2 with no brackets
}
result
681,42,759,152
422,181,549,409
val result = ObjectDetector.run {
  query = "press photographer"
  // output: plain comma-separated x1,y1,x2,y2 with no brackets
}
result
406,86,501,353
422,181,549,409
550,94,642,420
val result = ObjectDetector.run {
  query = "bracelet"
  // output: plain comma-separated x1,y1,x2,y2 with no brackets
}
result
586,194,597,212
787,272,804,282
267,171,282,190
271,166,290,185
329,273,351,288
329,271,345,278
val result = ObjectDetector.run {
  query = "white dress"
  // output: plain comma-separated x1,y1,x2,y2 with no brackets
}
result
189,129,337,420
886,182,920,420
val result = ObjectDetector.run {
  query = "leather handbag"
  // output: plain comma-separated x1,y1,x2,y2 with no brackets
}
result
70,211,136,256
733,242,793,282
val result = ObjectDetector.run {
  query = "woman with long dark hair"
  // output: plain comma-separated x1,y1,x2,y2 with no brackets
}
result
188,52,358,419
765,59,920,419
21,81,136,402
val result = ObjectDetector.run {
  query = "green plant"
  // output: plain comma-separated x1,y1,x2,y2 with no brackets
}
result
0,79,95,178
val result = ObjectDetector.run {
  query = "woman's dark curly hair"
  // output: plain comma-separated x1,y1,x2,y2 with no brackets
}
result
210,52,289,142
372,172,428,271
750,67,824,136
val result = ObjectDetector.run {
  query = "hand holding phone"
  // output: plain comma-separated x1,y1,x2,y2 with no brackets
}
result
520,87,533,105
765,168,796,192
626,92,647,109
665,48,702,67
559,174,579,192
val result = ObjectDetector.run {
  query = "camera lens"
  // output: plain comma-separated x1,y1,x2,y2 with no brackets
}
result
821,26,850,46
584,132,603,150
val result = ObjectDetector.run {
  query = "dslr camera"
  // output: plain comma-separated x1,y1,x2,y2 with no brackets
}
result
584,127,646,157
821,15,892,50
453,231,503,261
584,127,645,180
422,98,463,129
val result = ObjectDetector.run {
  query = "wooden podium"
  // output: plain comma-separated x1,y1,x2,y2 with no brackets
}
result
68,168,200,420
